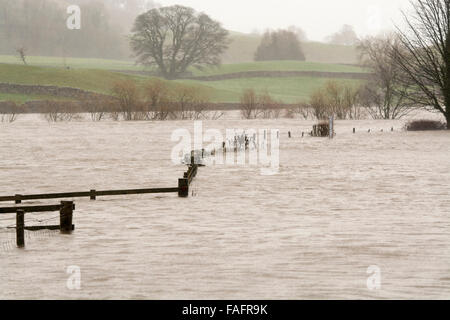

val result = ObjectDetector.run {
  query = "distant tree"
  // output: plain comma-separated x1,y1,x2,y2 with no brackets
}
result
390,0,450,129
130,5,229,79
326,24,359,46
16,47,27,65
255,30,306,61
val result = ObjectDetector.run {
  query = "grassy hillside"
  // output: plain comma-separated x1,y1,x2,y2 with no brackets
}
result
0,63,231,103
0,63,144,93
303,42,360,64
223,31,360,64
0,92,69,104
0,61,367,104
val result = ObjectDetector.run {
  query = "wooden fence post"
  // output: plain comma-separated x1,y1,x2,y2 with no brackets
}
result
15,194,22,204
16,209,25,248
60,201,73,234
193,165,198,178
178,178,189,198
90,189,96,200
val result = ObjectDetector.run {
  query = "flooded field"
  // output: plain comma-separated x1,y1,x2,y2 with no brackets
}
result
1,114,449,299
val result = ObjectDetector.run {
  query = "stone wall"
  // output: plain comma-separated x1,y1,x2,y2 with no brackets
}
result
0,83,110,100
185,71,373,81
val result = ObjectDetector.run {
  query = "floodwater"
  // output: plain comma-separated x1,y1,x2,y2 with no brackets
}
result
0,113,449,299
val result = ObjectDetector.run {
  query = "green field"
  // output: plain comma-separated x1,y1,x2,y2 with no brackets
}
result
0,63,233,102
0,92,70,104
0,57,367,104
0,55,366,75
0,63,145,93
181,77,362,103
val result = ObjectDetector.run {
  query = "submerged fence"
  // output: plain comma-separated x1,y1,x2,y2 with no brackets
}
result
0,163,200,249
0,164,199,205
0,201,75,248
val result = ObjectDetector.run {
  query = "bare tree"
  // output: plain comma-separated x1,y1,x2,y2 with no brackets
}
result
359,34,415,119
169,84,210,120
391,0,450,128
0,101,19,123
111,79,143,121
85,97,112,122
16,47,27,65
240,89,259,119
144,78,171,120
309,81,363,120
42,101,78,122
130,5,229,79
258,91,282,119
0,101,20,123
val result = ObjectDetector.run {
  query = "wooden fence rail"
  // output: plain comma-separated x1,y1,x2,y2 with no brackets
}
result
0,165,200,204
0,204,68,214
0,162,202,249
0,188,180,204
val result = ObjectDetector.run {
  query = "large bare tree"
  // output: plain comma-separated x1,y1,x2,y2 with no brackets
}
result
130,5,229,79
358,34,415,119
391,0,450,128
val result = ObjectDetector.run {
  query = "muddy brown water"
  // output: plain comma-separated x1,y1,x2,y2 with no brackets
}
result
0,114,449,299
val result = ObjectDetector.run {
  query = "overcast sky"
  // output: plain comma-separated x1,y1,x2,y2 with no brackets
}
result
157,0,412,41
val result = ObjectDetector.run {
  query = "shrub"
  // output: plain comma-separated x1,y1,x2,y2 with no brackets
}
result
312,121,330,137
84,97,115,122
0,101,20,123
144,78,171,120
239,89,283,119
111,79,143,121
309,81,363,120
240,88,258,119
405,120,446,131
42,101,81,122
168,84,211,120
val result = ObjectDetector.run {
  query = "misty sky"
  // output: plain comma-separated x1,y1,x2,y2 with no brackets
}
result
158,0,413,41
